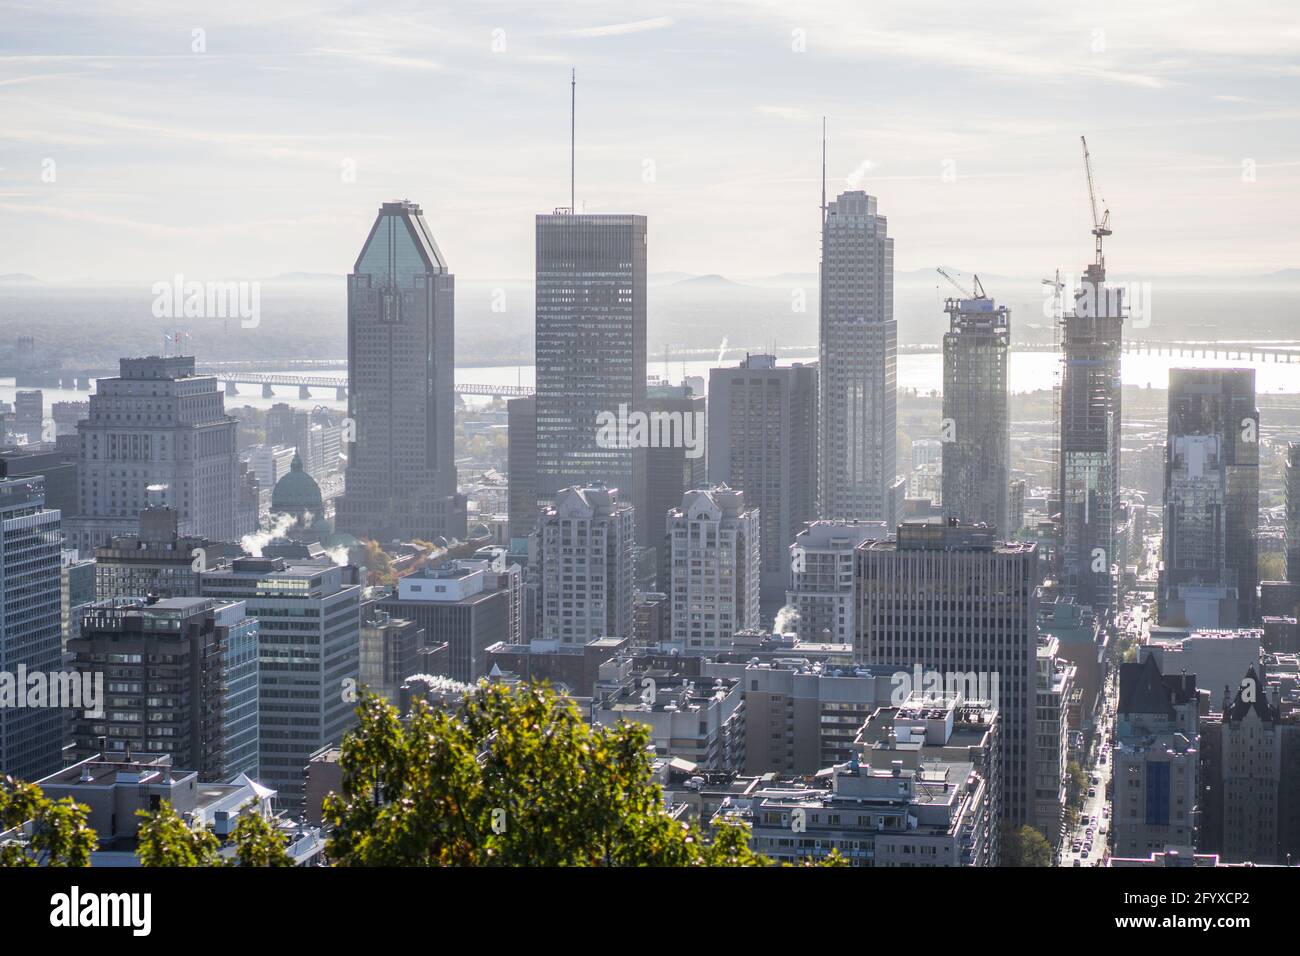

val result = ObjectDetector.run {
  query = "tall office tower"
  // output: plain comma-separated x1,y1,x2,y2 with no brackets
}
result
1034,635,1076,842
1110,655,1200,858
787,520,888,643
646,382,706,590
1058,261,1123,615
534,213,648,542
336,200,465,543
536,484,635,645
0,477,64,782
1285,443,1300,584
66,356,239,555
666,486,761,655
506,396,536,541
856,521,1039,824
93,489,215,601
1158,368,1259,628
708,355,818,619
819,190,897,525
941,287,1010,533
200,556,361,809
70,597,260,781
13,389,44,443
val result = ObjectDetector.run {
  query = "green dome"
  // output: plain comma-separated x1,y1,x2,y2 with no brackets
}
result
270,453,324,517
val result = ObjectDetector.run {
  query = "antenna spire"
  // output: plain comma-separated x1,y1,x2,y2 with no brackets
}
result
570,68,576,214
820,116,827,226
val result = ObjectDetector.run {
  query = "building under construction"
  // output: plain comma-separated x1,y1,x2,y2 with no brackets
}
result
1058,139,1123,616
940,273,1010,535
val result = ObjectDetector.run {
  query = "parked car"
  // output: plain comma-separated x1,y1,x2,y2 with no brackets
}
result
1088,787,1097,798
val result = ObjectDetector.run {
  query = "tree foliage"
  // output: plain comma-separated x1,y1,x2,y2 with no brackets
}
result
1002,824,1054,867
323,685,838,867
0,776,97,867
231,810,295,867
135,801,224,867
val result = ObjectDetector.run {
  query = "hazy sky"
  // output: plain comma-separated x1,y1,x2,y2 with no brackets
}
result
2,0,1298,282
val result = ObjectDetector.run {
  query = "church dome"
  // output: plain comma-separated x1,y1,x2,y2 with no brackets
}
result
270,453,324,517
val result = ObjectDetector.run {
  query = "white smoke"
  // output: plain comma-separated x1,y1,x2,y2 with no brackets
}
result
846,159,876,189
239,512,296,557
324,544,350,566
773,604,801,636
716,336,728,366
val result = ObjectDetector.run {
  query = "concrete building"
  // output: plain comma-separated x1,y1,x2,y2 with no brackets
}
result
0,476,64,782
0,446,77,517
786,520,888,644
726,695,997,867
819,190,897,526
667,486,760,655
70,597,259,780
1035,634,1076,841
856,520,1039,823
484,636,626,697
67,356,240,554
536,484,635,646
941,286,1010,534
1112,655,1200,859
358,603,426,705
380,562,512,683
646,382,707,590
1207,666,1300,864
591,657,746,771
93,489,222,601
1159,368,1259,628
336,200,465,543
1141,628,1262,703
707,354,818,617
701,656,900,775
1287,442,1300,586
533,212,648,542
60,548,94,649
199,556,361,810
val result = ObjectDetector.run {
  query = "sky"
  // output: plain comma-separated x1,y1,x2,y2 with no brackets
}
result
1,0,1299,283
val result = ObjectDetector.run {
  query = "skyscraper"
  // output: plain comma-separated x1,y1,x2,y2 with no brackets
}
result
941,286,1010,534
1158,368,1259,628
1285,443,1300,585
819,190,897,525
666,486,761,655
536,484,635,646
0,477,64,782
645,382,706,590
336,200,465,543
1058,253,1124,615
66,356,239,555
856,521,1039,824
708,355,818,618
534,213,647,541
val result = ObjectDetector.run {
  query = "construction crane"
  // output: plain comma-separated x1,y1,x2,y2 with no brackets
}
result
1080,136,1111,272
1041,269,1064,324
936,266,986,299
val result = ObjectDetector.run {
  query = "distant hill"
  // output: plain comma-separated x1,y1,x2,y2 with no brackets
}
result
0,273,40,284
672,273,745,288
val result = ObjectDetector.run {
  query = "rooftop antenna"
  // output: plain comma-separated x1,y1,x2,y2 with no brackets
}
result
820,116,827,227
570,68,576,214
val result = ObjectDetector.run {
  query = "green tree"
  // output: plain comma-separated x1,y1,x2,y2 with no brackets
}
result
0,776,97,867
1002,824,1053,867
231,811,295,867
135,802,224,867
324,685,836,867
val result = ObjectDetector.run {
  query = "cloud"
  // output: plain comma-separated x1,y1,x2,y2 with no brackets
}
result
567,16,675,38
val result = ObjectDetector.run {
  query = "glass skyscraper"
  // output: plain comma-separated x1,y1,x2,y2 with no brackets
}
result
337,200,464,542
533,213,647,541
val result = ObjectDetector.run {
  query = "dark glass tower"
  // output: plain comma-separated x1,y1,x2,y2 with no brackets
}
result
941,289,1010,533
534,213,647,541
1158,368,1259,627
337,201,465,542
